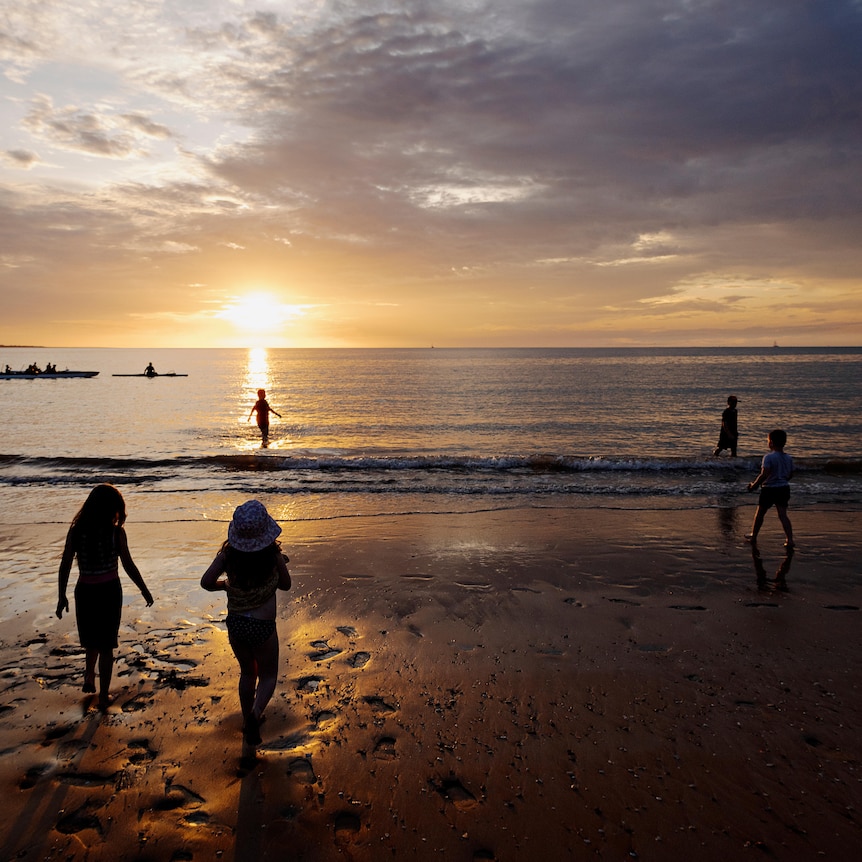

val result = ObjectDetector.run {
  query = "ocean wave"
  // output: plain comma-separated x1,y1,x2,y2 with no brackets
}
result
2,451,861,475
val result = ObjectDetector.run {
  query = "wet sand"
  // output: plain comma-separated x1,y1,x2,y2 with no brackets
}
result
1,506,861,860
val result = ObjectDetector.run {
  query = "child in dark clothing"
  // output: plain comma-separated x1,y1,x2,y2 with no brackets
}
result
248,389,281,446
713,395,739,456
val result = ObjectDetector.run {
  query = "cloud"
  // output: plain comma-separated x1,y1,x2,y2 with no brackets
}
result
1,149,40,169
1,1,861,346
196,1,862,258
120,113,172,139
21,94,163,158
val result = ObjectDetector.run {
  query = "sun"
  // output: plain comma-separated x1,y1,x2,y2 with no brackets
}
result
217,292,304,333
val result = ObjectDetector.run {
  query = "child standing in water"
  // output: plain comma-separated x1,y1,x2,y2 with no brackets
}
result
56,484,154,710
248,389,281,446
746,429,795,547
201,500,291,746
713,394,739,456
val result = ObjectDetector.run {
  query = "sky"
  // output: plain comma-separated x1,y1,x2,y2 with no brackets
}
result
1,0,861,348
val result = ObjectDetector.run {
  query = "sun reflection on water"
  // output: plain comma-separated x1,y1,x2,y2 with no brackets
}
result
235,347,272,450
245,347,270,390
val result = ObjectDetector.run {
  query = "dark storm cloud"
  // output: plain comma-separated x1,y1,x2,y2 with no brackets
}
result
192,0,861,267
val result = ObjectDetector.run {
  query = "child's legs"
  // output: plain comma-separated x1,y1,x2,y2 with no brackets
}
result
229,640,259,719
775,504,793,542
85,648,98,679
98,648,114,702
750,504,767,538
251,633,279,719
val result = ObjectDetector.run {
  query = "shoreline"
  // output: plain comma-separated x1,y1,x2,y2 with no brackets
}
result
2,506,861,859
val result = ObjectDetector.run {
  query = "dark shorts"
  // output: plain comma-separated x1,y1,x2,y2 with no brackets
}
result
75,579,122,650
758,485,790,510
226,614,277,648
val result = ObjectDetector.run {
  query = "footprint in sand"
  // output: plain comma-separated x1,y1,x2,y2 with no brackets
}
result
373,736,397,761
296,675,324,693
364,695,397,714
347,651,371,669
432,778,478,811
337,626,358,637
154,783,206,811
43,724,75,743
309,640,342,662
334,811,361,837
56,803,103,836
126,739,157,764
20,762,55,789
313,709,338,730
266,730,314,752
182,811,211,826
121,691,155,712
287,757,316,784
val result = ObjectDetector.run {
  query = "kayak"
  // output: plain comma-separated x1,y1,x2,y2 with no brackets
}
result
112,373,189,377
0,370,99,379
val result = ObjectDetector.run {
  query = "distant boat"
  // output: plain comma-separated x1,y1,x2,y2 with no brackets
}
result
773,341,780,348
1,370,99,380
112,372,188,377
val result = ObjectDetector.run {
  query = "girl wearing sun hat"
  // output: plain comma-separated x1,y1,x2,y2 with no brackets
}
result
201,500,291,746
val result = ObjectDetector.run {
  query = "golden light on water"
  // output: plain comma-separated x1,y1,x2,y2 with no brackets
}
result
236,347,273,451
245,347,270,392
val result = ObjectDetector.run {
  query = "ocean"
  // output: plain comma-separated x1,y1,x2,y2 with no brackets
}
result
1,346,861,528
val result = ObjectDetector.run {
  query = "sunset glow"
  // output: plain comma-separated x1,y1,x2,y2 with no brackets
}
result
1,2,860,348
217,294,305,335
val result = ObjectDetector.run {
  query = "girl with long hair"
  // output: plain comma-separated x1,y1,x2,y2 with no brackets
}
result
57,484,154,710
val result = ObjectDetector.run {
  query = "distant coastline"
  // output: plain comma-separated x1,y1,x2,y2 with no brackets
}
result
3,344,862,355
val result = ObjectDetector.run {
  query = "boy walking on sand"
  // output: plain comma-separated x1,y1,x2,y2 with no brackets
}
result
248,389,281,447
746,428,794,547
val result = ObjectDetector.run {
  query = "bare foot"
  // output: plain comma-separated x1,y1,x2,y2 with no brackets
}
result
243,713,262,746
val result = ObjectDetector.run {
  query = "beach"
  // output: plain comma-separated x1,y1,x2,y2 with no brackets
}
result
2,505,861,860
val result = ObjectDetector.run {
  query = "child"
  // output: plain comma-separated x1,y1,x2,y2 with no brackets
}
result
746,429,794,547
248,389,281,446
201,500,291,746
713,395,739,456
57,484,154,710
